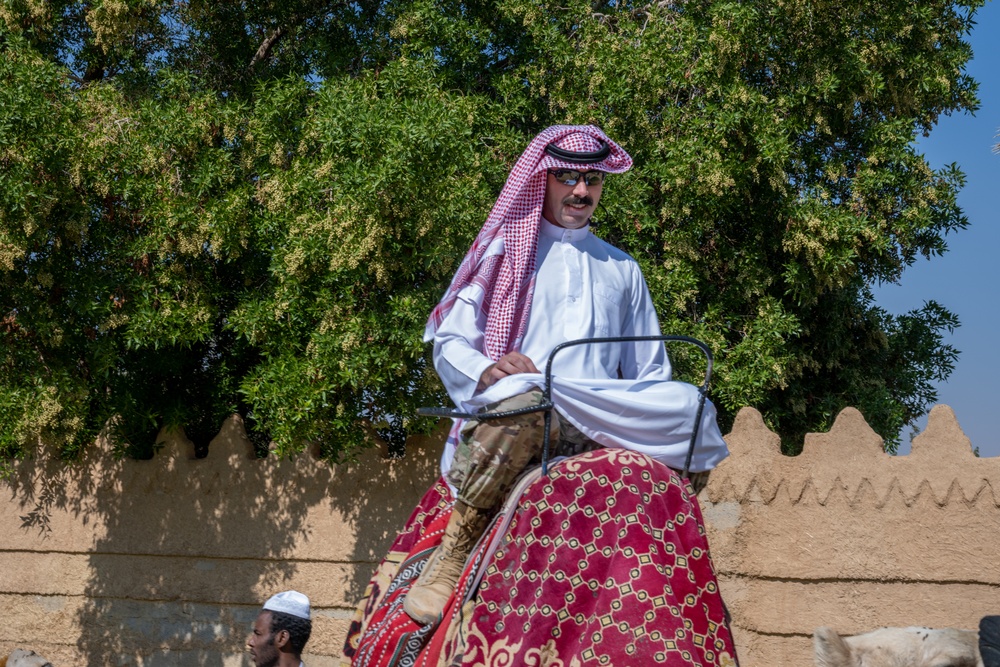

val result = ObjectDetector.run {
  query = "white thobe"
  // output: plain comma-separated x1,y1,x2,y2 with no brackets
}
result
433,219,729,475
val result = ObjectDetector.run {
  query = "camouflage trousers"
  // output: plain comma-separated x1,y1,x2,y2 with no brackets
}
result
447,390,712,510
447,390,601,511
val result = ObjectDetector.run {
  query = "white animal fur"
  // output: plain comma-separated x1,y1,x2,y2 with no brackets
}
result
814,625,983,667
2,649,53,667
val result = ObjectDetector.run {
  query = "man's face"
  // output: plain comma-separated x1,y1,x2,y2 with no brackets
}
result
541,169,604,229
247,612,280,667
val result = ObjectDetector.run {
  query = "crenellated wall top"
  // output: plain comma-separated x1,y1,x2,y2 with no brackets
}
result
9,407,997,511
707,405,999,507
1,415,442,560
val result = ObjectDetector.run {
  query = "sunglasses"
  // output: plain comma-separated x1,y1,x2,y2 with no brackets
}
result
547,169,606,187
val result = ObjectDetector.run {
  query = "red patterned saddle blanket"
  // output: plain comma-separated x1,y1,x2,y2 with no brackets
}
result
343,448,738,667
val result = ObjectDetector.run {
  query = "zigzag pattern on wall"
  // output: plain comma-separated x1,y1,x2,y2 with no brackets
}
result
705,405,1000,508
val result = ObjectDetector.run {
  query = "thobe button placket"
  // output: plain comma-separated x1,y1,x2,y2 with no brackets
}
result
563,238,583,339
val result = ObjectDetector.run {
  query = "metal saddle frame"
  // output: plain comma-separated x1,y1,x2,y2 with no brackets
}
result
417,335,713,478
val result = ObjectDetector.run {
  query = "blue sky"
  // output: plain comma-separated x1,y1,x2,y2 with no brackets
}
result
874,0,1000,456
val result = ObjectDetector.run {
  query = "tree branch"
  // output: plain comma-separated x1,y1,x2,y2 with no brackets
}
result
249,26,286,70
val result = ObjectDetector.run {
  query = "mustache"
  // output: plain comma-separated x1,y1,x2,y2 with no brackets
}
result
563,195,594,207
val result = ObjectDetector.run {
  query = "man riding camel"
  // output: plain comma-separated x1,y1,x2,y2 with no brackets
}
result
404,124,730,625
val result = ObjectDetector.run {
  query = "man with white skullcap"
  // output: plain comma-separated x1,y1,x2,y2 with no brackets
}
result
248,590,312,667
403,125,730,624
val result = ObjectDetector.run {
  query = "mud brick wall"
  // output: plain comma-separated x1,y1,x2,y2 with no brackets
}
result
0,417,441,666
702,405,1000,667
2,405,997,665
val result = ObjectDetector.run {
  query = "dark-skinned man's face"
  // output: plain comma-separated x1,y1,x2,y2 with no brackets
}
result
247,611,280,667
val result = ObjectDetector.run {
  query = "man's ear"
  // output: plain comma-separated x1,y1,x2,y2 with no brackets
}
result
274,628,291,650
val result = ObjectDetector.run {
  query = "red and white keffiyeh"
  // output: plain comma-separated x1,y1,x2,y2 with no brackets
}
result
423,125,633,361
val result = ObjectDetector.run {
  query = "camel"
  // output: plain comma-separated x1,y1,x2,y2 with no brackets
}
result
814,625,983,667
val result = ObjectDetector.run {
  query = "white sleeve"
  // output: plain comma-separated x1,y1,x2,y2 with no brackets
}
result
432,285,496,406
620,264,673,382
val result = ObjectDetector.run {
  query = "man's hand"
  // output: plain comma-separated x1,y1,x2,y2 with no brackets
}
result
477,351,539,392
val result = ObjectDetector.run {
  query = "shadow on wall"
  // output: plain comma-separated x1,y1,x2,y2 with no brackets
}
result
4,415,441,665
322,430,443,606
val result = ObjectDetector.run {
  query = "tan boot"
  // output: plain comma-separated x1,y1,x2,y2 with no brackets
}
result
403,501,491,625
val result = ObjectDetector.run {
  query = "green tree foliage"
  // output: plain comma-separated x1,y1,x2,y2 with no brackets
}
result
0,0,979,461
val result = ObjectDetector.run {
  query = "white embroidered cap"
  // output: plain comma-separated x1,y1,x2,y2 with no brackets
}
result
263,590,311,620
